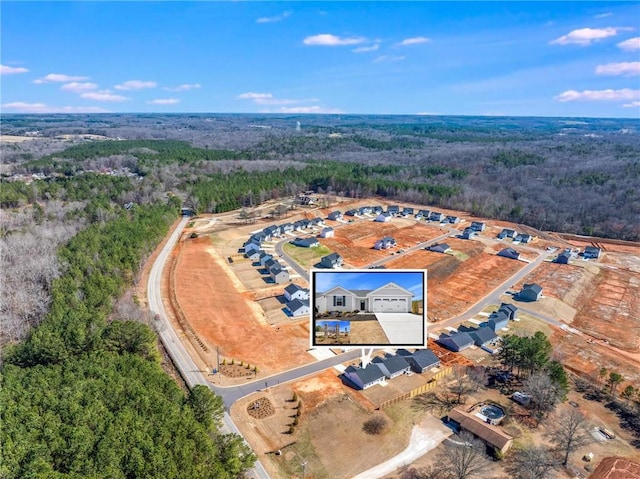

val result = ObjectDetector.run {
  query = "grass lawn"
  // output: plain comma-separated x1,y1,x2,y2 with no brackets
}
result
283,242,332,268
449,250,470,261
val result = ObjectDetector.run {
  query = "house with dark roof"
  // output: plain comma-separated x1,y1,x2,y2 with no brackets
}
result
373,355,411,379
264,258,278,271
462,228,477,240
292,220,305,231
446,215,461,224
499,303,518,320
428,243,451,254
375,211,393,222
448,407,514,454
497,248,520,260
515,233,534,244
358,206,372,215
253,231,269,243
320,253,343,269
416,209,430,219
309,217,324,227
280,223,294,234
498,228,517,239
263,225,279,237
556,252,571,264
345,209,358,217
429,211,446,222
584,246,601,259
258,252,273,267
269,263,289,284
286,298,310,317
327,211,343,221
344,363,386,390
244,241,261,255
247,249,262,261
291,237,320,248
470,221,486,232
320,227,334,238
374,236,396,250
437,331,475,352
402,207,414,216
518,283,542,302
387,205,400,214
468,326,498,347
487,311,509,332
315,282,414,314
372,205,384,214
284,283,309,302
398,349,440,373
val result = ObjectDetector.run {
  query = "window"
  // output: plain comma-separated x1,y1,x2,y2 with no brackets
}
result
333,295,345,307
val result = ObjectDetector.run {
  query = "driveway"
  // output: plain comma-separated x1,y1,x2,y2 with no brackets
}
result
374,313,425,345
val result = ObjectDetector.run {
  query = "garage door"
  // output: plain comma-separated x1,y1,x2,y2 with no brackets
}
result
372,298,407,312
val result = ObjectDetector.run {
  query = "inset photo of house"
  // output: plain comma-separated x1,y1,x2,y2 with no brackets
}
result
310,269,427,347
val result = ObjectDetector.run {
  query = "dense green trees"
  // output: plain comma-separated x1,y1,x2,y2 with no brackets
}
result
1,201,255,478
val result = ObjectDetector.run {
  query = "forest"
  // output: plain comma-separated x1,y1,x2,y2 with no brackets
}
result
0,113,638,478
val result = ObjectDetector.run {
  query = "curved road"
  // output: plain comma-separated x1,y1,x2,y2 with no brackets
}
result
147,217,271,479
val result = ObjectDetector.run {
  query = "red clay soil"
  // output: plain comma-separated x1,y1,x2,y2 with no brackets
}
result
427,253,524,321
589,456,640,479
570,267,640,353
386,249,452,269
514,262,588,301
173,237,312,375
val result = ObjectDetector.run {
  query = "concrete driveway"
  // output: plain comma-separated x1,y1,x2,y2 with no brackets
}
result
374,313,425,345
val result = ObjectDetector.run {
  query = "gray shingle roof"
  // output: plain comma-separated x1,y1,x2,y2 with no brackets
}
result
284,283,304,295
409,349,440,369
469,326,498,345
286,298,309,313
345,363,385,385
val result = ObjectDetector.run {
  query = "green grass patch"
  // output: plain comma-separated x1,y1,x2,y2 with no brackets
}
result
283,242,332,268
449,250,470,261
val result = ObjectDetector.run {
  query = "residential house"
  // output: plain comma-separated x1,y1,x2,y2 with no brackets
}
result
437,331,475,352
499,303,518,320
429,211,446,222
358,206,372,215
319,253,343,269
372,206,384,214
280,223,294,234
448,407,514,454
315,282,414,313
402,207,415,216
345,209,358,217
462,228,477,240
487,311,509,332
498,228,517,239
398,349,440,373
372,355,411,379
246,249,262,262
295,194,315,206
320,227,335,238
263,225,279,237
387,205,400,215
374,236,396,250
284,283,309,302
518,283,542,302
470,221,486,232
286,298,310,317
252,231,269,243
258,252,273,267
291,237,320,248
264,258,278,271
269,263,289,284
497,248,520,260
584,246,601,259
244,241,261,255
344,363,386,390
292,220,305,231
428,243,451,254
446,215,461,224
515,233,534,243
417,209,431,219
327,211,343,221
375,212,393,222
468,326,498,347
309,217,324,227
556,252,571,264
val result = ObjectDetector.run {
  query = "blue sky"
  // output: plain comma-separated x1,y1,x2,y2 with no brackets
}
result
1,2,639,117
314,271,425,300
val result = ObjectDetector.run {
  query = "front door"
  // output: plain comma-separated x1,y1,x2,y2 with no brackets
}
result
360,301,365,311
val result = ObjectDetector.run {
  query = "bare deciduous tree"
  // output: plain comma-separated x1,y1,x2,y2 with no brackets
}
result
548,408,593,466
506,444,557,479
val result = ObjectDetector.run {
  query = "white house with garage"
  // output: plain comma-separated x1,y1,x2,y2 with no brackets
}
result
286,298,310,317
375,211,393,222
320,227,335,238
284,283,309,302
315,282,414,313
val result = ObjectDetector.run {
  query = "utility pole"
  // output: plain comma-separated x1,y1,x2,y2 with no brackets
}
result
301,460,308,479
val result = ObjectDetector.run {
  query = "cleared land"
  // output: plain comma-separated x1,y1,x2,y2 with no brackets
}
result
282,242,332,269
172,236,312,376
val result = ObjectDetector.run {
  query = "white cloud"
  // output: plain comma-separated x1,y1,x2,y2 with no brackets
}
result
550,27,632,46
237,92,319,106
554,88,640,102
618,36,640,51
237,92,273,100
114,80,157,90
595,62,640,76
594,12,613,19
303,34,366,46
277,106,344,114
256,11,291,23
80,90,129,102
352,44,380,53
373,55,406,63
164,83,201,91
1,64,29,75
396,36,431,46
1,102,109,113
623,100,640,108
60,82,99,93
147,98,180,105
34,73,90,83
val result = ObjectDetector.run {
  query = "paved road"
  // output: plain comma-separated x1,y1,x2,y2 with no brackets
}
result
147,217,271,479
275,239,309,280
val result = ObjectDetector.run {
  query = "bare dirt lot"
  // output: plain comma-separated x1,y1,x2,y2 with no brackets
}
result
172,236,312,376
589,456,640,479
